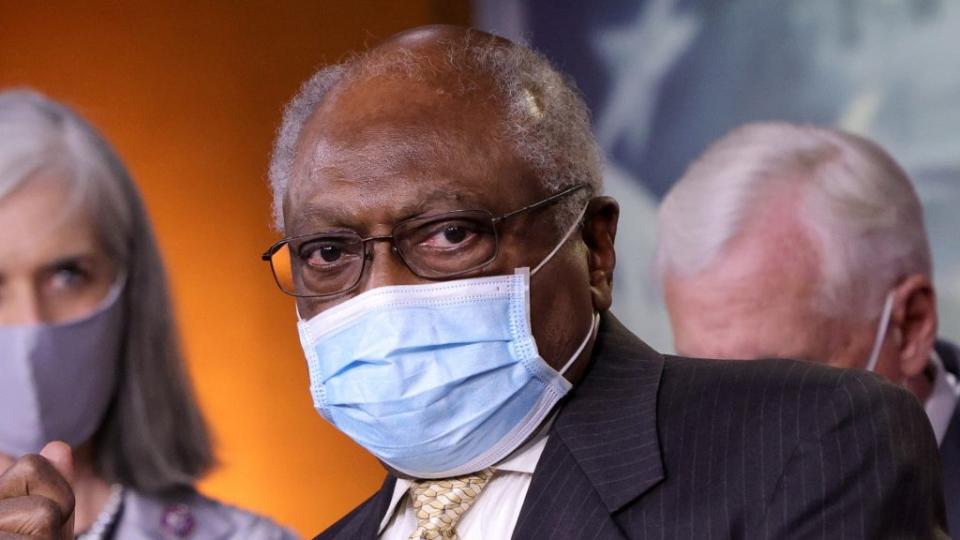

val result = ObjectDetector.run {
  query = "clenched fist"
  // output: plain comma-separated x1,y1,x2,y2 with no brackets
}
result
0,442,75,540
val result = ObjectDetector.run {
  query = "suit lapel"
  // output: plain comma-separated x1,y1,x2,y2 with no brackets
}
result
315,475,396,540
513,313,665,538
935,340,960,531
939,406,960,532
358,475,397,539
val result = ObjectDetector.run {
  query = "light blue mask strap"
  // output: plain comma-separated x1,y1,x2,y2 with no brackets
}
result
865,291,895,372
531,202,590,276
557,312,601,376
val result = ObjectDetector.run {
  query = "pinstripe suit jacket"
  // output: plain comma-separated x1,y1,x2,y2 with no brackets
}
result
315,314,947,539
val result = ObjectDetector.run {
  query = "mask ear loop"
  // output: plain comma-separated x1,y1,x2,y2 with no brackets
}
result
865,291,895,372
531,202,590,276
529,201,596,376
557,312,601,376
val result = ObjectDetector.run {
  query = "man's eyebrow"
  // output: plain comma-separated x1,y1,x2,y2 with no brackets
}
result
290,188,490,233
289,205,359,232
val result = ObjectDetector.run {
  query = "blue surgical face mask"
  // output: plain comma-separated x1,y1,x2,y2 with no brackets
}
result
297,206,597,478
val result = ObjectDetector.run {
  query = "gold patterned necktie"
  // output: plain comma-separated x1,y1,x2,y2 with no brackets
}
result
407,468,494,540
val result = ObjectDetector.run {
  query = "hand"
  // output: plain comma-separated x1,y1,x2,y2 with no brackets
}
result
0,442,75,540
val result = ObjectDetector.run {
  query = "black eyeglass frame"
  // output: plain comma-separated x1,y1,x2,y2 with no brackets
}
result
261,183,589,298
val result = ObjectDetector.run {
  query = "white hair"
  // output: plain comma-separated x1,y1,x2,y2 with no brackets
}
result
268,31,602,231
0,89,215,492
0,90,133,261
655,122,932,317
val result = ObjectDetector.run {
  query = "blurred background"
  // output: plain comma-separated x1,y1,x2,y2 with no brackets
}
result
477,0,960,352
2,1,958,536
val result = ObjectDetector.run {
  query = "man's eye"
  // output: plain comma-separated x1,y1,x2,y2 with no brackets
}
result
441,225,469,244
422,223,479,249
300,242,350,266
316,245,343,263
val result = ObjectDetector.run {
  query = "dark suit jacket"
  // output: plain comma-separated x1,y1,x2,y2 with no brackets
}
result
317,314,947,539
935,340,960,534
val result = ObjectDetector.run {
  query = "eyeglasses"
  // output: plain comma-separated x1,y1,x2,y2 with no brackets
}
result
262,183,588,298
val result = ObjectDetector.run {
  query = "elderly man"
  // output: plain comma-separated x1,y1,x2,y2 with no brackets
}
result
0,27,948,539
657,121,960,531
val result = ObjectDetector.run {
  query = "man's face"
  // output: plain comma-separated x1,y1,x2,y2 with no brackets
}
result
663,211,883,372
282,70,598,373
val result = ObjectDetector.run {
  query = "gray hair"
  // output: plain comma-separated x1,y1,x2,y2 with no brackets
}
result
655,122,931,317
268,30,602,231
0,90,214,494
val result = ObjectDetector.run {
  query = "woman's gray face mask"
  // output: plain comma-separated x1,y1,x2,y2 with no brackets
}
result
0,281,125,457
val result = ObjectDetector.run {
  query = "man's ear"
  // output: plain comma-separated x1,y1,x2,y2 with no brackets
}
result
582,196,619,312
891,274,938,378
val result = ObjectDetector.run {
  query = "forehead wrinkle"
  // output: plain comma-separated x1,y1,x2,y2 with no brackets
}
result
304,128,490,189
301,73,510,171
283,65,538,237
294,126,516,214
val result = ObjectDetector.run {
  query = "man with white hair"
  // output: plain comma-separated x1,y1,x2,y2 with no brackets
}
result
657,121,960,531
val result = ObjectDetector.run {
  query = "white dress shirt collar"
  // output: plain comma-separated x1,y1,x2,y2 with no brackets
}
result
377,423,551,534
926,350,960,445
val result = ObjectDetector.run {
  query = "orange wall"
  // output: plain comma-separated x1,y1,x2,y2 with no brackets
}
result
0,2,469,536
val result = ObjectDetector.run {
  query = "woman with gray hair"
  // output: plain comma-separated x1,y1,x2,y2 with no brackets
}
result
0,90,297,539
